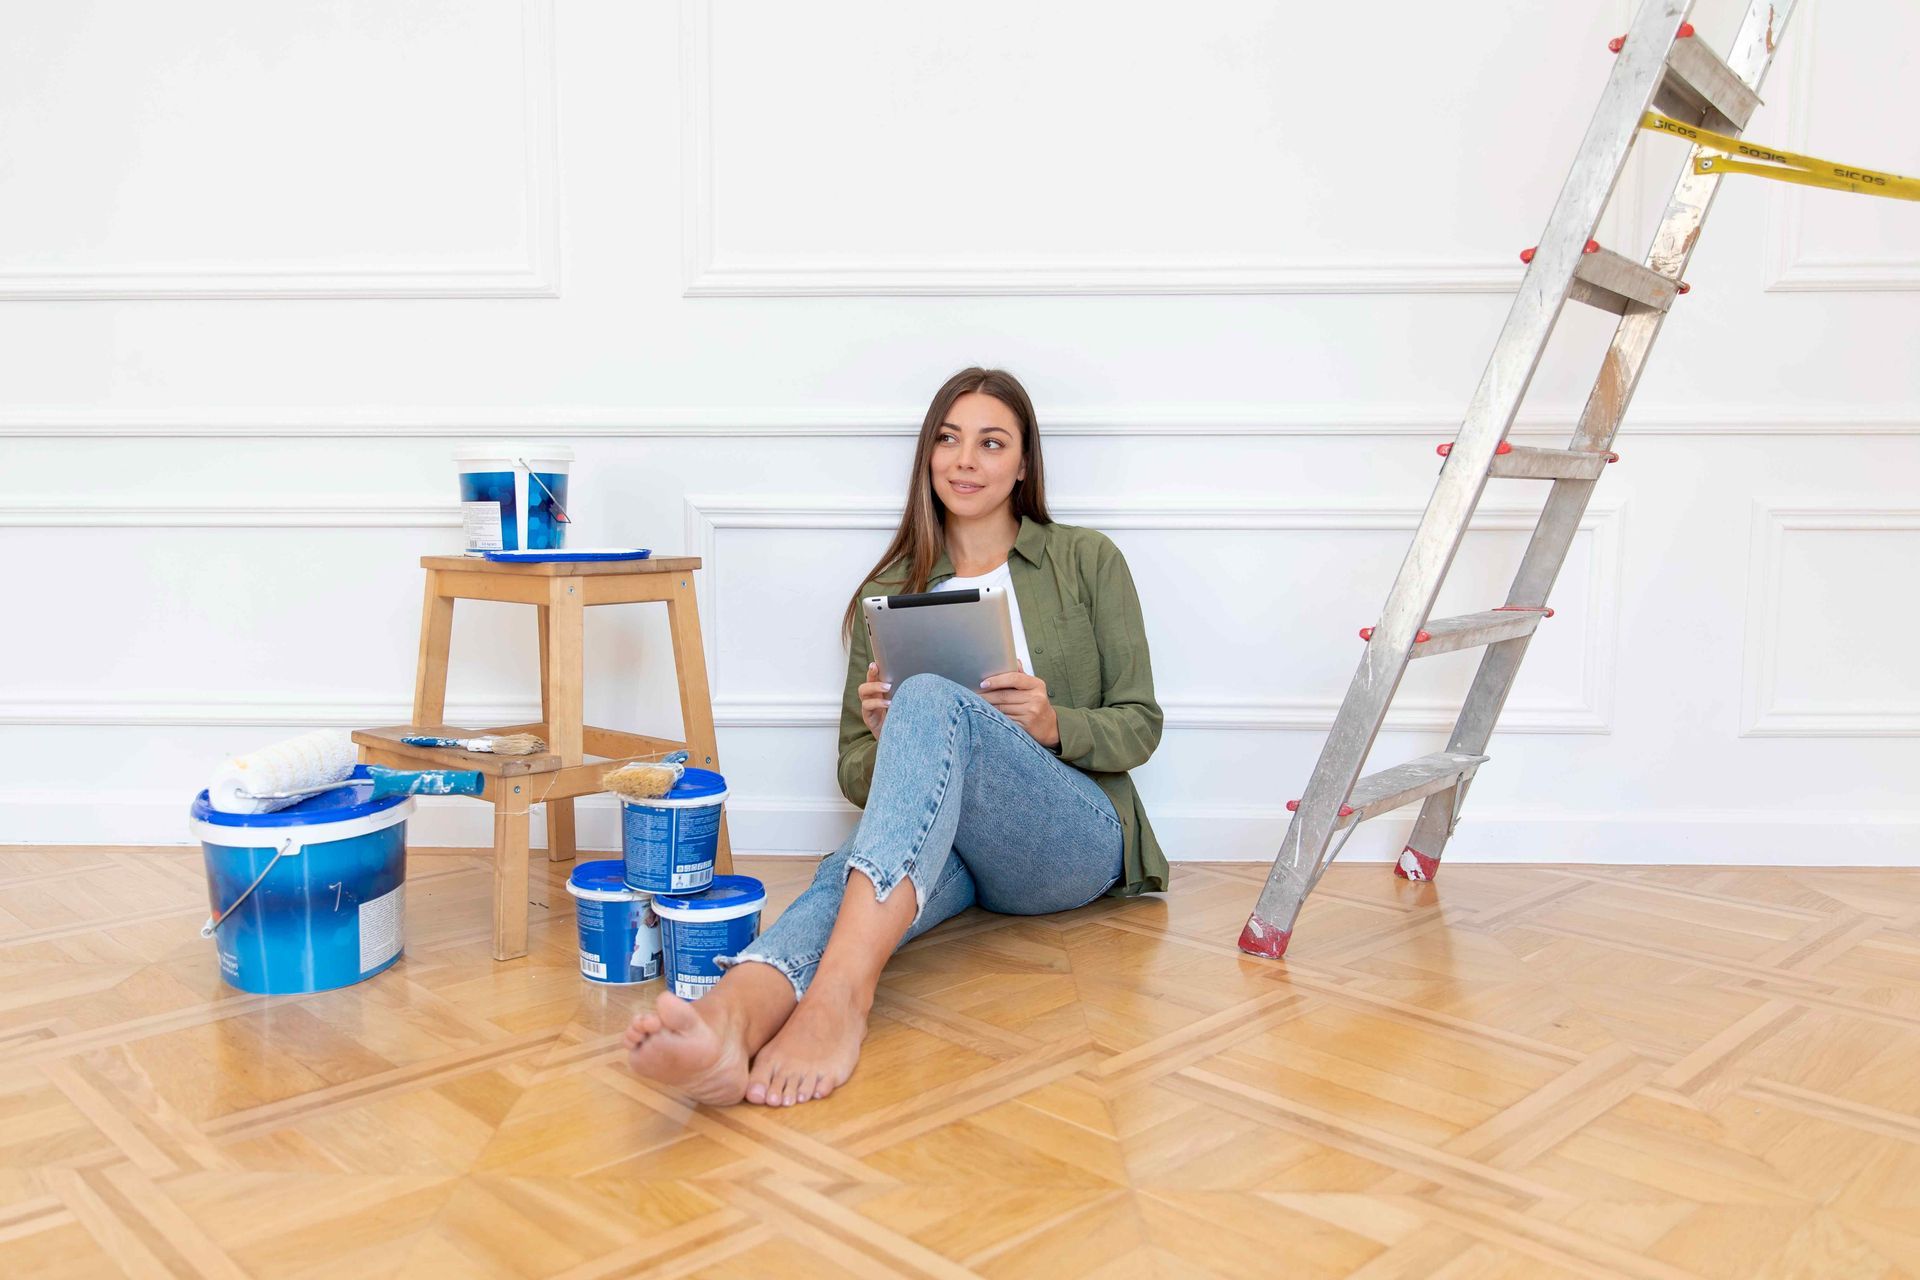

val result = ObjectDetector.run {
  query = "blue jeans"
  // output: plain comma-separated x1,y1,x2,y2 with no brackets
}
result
721,673,1124,997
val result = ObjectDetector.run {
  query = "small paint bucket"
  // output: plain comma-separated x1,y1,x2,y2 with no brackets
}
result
620,768,727,895
190,769,412,995
565,860,661,985
652,875,765,1000
453,442,572,554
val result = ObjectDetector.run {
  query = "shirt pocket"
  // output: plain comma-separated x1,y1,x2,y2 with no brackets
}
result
1048,604,1102,706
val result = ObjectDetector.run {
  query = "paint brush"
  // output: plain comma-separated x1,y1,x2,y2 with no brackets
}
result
400,732,547,755
602,751,690,801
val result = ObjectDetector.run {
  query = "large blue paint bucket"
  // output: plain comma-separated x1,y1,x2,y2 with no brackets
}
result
454,442,572,554
620,768,728,895
653,875,765,1000
190,768,413,995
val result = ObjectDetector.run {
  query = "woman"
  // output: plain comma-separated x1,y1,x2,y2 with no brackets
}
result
624,366,1165,1107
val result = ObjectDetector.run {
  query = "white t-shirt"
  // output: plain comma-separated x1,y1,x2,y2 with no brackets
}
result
936,561,1032,676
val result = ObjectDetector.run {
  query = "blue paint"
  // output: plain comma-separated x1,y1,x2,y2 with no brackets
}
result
365,766,483,797
653,875,765,1000
191,767,411,995
565,860,661,985
620,767,728,895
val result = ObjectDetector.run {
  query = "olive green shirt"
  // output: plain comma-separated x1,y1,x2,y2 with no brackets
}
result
837,517,1168,896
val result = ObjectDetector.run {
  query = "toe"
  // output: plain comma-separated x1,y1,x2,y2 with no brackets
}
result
745,1056,777,1105
653,994,699,1034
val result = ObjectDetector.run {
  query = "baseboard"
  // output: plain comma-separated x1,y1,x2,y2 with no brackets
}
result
7,790,1918,867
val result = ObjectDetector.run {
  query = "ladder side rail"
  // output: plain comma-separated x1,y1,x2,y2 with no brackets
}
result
1399,0,1799,874
1243,0,1694,947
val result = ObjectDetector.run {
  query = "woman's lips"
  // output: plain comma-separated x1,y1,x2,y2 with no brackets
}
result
949,482,983,494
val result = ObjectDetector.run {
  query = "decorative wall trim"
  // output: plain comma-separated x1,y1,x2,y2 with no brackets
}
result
677,0,1523,298
0,497,493,726
685,497,1623,735
14,789,1918,865
1741,502,1920,736
0,500,460,528
1765,4,1920,292
0,696,541,729
0,0,559,300
5,405,1917,439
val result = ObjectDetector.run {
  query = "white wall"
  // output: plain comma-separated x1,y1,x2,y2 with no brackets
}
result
3,0,1916,863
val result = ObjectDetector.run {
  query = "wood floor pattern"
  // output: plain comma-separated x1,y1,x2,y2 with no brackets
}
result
4,848,1920,1279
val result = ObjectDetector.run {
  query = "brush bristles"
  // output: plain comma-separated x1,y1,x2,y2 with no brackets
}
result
602,762,681,801
481,733,547,755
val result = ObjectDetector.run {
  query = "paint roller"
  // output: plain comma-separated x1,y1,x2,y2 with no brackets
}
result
207,730,484,814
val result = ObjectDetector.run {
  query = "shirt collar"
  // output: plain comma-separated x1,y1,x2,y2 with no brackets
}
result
932,516,1049,581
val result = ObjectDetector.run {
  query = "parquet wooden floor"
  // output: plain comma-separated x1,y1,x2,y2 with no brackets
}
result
4,847,1920,1279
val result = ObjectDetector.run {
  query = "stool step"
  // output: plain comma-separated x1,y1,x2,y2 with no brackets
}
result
353,725,563,775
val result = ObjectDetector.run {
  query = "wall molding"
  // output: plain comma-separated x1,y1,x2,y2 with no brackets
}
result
0,499,461,528
1742,502,1920,737
0,0,559,300
0,695,540,729
0,497,491,727
5,405,1919,439
685,496,1623,735
14,788,1919,864
1764,3,1920,292
678,0,1525,298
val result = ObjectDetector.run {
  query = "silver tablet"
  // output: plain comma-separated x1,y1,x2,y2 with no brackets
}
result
862,586,1021,689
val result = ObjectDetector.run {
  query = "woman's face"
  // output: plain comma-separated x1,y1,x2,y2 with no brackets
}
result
929,391,1026,521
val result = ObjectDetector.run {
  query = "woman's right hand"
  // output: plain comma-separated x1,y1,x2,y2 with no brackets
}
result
859,662,892,738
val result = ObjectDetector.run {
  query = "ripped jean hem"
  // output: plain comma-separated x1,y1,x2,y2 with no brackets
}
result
714,950,814,1000
844,851,933,932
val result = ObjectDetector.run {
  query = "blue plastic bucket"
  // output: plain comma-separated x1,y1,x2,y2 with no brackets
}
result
566,859,661,985
454,442,572,554
191,767,412,995
620,768,728,895
653,875,765,1000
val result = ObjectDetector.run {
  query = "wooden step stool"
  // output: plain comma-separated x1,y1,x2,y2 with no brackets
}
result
353,554,731,960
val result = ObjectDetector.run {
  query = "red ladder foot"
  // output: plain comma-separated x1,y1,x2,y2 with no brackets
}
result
1237,917,1292,958
1395,846,1442,881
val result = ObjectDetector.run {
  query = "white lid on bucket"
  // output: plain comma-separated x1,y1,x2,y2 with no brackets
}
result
652,875,765,923
453,441,574,466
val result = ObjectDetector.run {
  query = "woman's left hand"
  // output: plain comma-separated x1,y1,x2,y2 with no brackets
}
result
978,668,1060,748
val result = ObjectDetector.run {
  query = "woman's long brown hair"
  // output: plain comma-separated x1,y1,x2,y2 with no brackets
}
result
842,367,1053,645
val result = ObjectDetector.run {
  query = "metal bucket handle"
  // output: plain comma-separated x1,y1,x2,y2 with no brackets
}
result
200,835,303,939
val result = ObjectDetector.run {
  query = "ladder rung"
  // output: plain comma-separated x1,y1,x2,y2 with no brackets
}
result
1329,751,1490,830
1569,247,1678,315
1488,444,1617,480
1657,34,1763,133
1404,609,1544,658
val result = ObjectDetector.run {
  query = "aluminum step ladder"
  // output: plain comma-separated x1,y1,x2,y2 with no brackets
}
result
1239,0,1796,959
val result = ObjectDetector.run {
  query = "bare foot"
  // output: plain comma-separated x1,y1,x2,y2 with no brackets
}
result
745,981,869,1106
623,993,750,1105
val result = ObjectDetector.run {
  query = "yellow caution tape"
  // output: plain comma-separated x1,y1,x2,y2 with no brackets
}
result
1641,111,1920,203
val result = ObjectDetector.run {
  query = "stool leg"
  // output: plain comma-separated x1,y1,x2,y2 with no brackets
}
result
665,570,732,874
545,578,586,764
413,570,455,726
492,789,532,961
536,603,576,864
